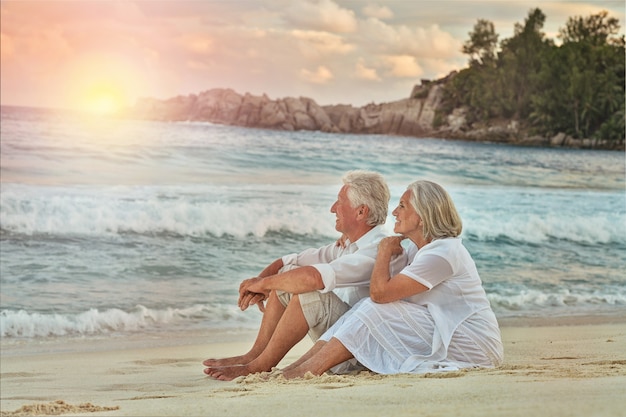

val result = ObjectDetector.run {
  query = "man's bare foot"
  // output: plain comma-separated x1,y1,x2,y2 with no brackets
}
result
204,364,261,381
202,354,253,367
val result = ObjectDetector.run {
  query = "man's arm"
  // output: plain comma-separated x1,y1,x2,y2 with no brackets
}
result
258,258,285,278
239,241,342,311
246,265,323,295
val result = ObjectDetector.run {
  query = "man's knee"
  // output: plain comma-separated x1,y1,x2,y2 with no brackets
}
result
300,292,350,339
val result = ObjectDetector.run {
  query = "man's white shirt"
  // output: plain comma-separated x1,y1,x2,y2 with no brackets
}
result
281,225,413,306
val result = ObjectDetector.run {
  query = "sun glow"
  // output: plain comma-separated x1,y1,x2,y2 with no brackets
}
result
83,84,126,115
67,54,142,116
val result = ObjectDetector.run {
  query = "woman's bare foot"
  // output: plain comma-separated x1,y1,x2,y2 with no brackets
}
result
282,365,314,380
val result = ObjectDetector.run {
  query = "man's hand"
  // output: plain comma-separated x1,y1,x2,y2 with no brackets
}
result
239,291,266,312
238,277,270,312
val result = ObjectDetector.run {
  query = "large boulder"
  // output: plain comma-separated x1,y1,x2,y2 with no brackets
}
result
194,88,243,123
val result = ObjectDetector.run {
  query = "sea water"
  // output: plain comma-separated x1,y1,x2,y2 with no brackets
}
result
1,106,625,351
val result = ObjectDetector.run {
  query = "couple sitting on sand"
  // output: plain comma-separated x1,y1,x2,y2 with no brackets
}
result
203,170,503,381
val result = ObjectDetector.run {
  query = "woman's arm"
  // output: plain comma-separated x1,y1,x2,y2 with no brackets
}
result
370,236,428,304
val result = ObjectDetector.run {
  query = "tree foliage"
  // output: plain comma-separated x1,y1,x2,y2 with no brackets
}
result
441,8,625,147
462,19,499,66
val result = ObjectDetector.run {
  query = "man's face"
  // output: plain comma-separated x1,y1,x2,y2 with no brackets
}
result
330,185,360,234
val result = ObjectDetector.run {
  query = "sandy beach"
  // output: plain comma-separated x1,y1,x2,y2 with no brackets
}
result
1,317,625,417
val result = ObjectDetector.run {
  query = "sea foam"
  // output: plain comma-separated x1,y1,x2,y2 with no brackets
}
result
0,304,259,338
0,184,337,239
2,183,624,246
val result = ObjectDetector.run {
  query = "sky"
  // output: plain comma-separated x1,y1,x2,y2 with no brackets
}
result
1,0,624,113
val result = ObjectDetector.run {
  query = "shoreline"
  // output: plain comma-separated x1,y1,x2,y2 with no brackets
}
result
2,312,625,358
2,316,626,417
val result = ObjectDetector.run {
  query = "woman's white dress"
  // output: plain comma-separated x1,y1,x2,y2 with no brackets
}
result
320,237,504,374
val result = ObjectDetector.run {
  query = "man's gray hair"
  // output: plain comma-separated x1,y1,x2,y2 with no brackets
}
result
342,170,390,226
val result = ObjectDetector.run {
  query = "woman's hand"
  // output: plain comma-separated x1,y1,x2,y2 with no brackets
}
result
335,233,348,248
378,235,405,257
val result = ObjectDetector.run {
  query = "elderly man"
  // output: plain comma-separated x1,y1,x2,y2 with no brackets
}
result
203,170,410,380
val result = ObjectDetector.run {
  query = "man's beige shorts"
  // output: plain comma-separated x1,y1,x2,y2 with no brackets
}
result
277,290,351,341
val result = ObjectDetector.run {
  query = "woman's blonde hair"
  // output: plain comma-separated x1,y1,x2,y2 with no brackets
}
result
406,180,462,240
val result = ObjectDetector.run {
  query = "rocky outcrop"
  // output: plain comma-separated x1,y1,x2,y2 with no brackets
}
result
128,85,444,137
322,85,442,137
130,88,338,133
126,74,623,150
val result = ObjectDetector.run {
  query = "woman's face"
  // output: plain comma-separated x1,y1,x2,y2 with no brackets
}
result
391,190,421,236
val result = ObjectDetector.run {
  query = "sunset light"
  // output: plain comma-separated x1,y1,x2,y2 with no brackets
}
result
71,69,139,115
1,1,623,111
84,87,124,115
65,53,139,116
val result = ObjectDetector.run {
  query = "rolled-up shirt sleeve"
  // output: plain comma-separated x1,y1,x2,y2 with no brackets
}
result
281,243,346,287
281,241,375,293
313,252,378,293
281,253,299,268
281,243,342,269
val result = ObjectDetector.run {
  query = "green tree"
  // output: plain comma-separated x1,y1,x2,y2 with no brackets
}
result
441,8,624,148
444,18,503,124
499,8,552,119
558,10,621,45
462,19,499,66
531,11,625,144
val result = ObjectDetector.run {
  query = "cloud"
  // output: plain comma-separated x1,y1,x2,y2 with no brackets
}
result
285,0,358,33
2,0,624,109
180,34,215,55
187,59,213,71
300,65,334,84
383,55,423,78
360,18,462,59
355,59,381,81
419,57,466,81
362,4,394,20
292,29,355,59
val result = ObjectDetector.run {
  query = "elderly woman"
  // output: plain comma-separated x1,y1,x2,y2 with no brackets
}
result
282,180,503,378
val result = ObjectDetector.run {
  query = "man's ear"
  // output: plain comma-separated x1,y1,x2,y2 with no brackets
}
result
357,205,369,219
